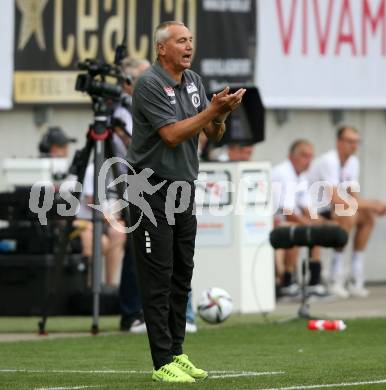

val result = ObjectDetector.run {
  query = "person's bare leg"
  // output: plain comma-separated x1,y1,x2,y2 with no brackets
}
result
275,249,285,286
353,209,375,251
349,210,375,295
104,223,126,285
334,214,357,234
278,248,300,296
284,247,299,273
327,214,357,298
79,221,93,259
310,246,320,260
79,221,109,286
282,247,299,286
329,214,357,282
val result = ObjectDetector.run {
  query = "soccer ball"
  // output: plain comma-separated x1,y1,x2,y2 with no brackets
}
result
197,287,233,324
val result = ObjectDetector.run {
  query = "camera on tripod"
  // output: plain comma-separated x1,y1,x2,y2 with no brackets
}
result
75,59,123,100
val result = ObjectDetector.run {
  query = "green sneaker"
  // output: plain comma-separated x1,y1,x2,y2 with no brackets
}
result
152,362,196,383
173,354,208,380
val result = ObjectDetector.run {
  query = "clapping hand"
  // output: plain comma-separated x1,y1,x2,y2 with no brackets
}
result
211,87,246,120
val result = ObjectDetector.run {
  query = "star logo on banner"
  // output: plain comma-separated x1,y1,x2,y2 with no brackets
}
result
16,0,49,50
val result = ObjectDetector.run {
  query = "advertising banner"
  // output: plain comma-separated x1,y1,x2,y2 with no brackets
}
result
0,0,14,109
257,0,386,108
14,0,256,104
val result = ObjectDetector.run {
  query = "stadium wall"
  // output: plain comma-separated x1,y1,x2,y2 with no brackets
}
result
0,107,385,282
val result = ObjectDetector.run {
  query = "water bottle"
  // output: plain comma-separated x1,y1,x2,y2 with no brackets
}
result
308,319,346,331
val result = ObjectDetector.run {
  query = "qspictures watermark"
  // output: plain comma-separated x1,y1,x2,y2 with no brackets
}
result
28,157,360,233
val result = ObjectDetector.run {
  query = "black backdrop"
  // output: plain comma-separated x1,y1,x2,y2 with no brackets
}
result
14,0,256,103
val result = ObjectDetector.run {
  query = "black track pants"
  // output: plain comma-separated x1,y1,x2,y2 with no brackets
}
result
130,179,196,369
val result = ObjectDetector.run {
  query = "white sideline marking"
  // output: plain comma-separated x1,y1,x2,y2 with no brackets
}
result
36,387,99,390
210,370,281,374
262,378,386,390
210,371,285,379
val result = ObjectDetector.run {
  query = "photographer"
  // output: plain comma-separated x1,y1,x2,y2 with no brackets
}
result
113,57,151,333
112,58,151,153
76,162,126,287
72,58,150,289
39,126,77,158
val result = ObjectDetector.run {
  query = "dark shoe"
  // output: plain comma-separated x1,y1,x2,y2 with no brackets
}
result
120,313,145,332
120,317,132,331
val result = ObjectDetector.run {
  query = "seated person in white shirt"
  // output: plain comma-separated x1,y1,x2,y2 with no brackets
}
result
76,164,126,286
308,126,386,298
272,139,327,297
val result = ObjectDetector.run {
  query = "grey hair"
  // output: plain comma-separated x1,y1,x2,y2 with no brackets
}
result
154,21,185,47
289,139,313,156
121,57,151,81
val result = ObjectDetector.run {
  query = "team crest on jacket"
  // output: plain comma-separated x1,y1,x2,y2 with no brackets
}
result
191,93,200,108
163,86,175,96
187,82,198,94
164,86,176,104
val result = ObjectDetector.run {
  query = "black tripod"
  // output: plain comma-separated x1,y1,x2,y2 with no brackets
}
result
297,247,314,319
274,246,318,324
38,97,129,335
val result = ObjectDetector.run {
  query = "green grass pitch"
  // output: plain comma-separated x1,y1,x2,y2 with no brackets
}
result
0,315,385,389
